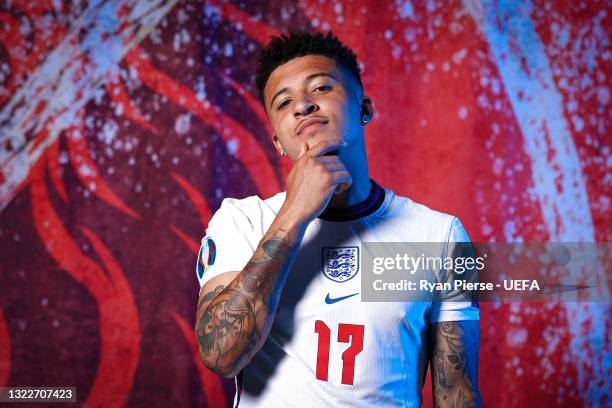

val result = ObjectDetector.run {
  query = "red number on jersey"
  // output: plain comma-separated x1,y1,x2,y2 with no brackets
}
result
314,320,365,385
314,320,331,381
338,323,365,385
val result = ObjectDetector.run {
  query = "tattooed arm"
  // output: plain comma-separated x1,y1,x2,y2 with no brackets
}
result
429,320,482,408
194,214,305,377
194,139,352,377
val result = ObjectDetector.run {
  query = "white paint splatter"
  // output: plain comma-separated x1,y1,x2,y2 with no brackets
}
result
101,120,119,144
452,48,468,64
227,139,239,156
464,0,609,401
174,113,192,135
0,0,178,211
506,328,528,347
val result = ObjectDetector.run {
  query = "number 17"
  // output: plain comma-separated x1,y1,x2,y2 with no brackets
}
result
314,320,365,385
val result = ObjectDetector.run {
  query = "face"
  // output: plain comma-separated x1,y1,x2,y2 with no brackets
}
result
263,55,371,160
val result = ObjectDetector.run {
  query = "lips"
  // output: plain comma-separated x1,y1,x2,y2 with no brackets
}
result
296,117,328,135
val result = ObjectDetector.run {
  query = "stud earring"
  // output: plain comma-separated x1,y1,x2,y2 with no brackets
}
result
361,117,369,125
279,148,286,156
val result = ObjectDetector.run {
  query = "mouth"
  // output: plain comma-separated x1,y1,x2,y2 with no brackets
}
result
324,149,340,156
296,117,328,136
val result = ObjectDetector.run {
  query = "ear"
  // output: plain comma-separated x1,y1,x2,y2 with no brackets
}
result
272,134,284,154
361,96,374,125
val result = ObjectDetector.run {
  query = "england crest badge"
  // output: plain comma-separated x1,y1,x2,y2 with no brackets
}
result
322,246,359,283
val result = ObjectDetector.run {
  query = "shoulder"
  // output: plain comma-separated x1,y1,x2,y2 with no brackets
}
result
384,190,463,242
216,191,285,218
207,191,286,231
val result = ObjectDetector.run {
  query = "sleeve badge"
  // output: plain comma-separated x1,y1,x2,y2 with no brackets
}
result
196,237,217,280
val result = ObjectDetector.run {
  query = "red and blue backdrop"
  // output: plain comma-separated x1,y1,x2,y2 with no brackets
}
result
0,0,610,407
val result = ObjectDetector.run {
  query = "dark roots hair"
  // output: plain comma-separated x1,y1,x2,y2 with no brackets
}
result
255,31,363,107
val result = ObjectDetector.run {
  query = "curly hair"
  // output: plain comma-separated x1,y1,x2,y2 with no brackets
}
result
255,31,363,107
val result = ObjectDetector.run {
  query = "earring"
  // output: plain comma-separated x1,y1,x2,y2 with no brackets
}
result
279,148,286,156
361,116,369,125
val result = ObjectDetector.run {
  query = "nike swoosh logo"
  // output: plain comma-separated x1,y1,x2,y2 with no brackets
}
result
325,292,359,304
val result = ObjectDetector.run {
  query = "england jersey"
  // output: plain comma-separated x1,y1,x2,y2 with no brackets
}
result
196,181,479,407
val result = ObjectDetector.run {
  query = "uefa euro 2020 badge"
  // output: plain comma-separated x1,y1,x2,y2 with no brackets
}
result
322,247,359,283
196,237,216,282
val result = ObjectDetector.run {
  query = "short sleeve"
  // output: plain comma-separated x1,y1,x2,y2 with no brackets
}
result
428,217,480,323
195,199,256,288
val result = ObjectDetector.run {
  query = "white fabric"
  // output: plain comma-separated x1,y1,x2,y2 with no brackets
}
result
196,188,479,407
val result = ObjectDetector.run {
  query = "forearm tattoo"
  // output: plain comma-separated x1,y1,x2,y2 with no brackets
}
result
195,230,297,375
430,321,482,408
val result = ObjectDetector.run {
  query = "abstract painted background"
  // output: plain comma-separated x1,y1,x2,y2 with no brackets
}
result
0,0,610,406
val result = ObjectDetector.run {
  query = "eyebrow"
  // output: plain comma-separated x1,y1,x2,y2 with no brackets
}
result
269,72,337,109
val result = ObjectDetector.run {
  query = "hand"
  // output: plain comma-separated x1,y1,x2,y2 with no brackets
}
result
281,140,352,224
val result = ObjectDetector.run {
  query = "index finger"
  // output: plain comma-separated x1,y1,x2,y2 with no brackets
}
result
308,139,347,157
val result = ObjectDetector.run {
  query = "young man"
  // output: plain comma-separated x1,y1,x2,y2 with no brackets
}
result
194,32,482,407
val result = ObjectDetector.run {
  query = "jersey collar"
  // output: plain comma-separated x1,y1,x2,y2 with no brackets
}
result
318,179,385,222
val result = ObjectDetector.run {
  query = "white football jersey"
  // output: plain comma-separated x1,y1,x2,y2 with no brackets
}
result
197,181,479,407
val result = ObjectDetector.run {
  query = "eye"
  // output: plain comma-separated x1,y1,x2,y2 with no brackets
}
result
314,85,332,92
277,99,291,110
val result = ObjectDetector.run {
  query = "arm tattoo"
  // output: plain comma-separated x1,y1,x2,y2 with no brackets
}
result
195,229,297,375
430,321,482,408
198,285,225,309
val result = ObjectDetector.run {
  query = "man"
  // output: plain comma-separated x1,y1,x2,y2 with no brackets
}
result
194,31,482,407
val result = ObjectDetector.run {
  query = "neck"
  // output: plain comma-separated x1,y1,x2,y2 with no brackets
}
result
327,155,371,209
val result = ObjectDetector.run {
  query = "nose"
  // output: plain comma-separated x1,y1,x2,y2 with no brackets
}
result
293,94,319,118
